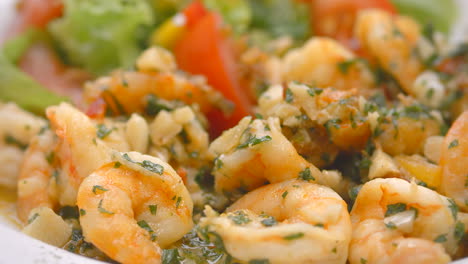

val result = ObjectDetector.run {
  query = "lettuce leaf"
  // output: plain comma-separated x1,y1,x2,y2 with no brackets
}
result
391,0,457,33
204,0,251,34
49,0,154,76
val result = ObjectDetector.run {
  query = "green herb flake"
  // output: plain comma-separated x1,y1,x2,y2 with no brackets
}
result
145,94,172,116
338,59,360,74
162,248,180,264
79,209,86,216
332,247,337,254
249,259,270,264
149,205,158,215
96,124,113,139
45,151,55,165
285,88,294,103
28,213,39,224
228,211,251,225
237,135,272,149
454,221,465,242
113,162,121,168
360,258,367,264
260,216,277,227
175,197,182,209
385,222,397,229
298,167,315,182
97,199,114,215
385,203,407,217
283,232,304,240
92,185,109,194
448,198,459,220
307,87,323,97
434,234,447,243
254,113,264,119
314,223,324,228
137,220,153,233
448,139,459,149
282,191,289,199
214,156,224,170
4,134,27,150
140,160,164,175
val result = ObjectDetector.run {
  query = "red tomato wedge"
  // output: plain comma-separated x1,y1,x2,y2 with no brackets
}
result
305,0,396,46
183,0,208,28
174,12,253,137
6,0,63,38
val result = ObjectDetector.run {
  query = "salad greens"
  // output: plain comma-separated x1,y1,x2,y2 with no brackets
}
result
49,0,154,76
391,0,457,33
204,0,251,34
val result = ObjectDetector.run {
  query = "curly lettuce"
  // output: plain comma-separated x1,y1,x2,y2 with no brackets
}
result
49,0,154,76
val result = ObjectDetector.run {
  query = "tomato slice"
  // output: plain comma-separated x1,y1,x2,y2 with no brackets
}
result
7,0,63,38
174,12,252,137
18,43,89,108
183,0,208,28
305,0,396,45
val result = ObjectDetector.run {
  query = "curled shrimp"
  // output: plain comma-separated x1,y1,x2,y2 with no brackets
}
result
349,178,463,264
199,179,351,264
355,10,422,95
440,111,468,211
46,103,112,206
17,130,58,223
282,37,374,92
77,151,193,264
209,116,345,196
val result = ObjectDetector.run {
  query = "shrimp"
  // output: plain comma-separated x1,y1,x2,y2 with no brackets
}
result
282,37,374,92
440,111,468,211
46,103,112,206
355,10,423,95
83,48,227,116
349,178,463,264
77,151,193,264
0,103,46,189
209,116,345,196
17,130,58,223
199,179,351,264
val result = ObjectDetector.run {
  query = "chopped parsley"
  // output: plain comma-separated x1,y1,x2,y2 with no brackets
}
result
282,191,289,199
4,134,27,150
298,167,315,182
385,203,407,217
249,259,270,264
162,248,180,264
237,135,272,149
175,196,182,209
97,199,114,215
283,232,304,240
285,88,294,103
307,87,323,97
337,59,361,74
448,198,459,220
361,258,367,264
385,222,397,230
260,215,277,227
434,234,447,243
448,139,459,149
96,124,113,139
149,205,158,215
315,223,324,228
45,151,55,165
79,209,86,216
214,157,224,170
122,153,164,175
114,162,121,168
228,211,251,225
137,220,157,241
454,221,465,242
92,185,108,194
28,213,39,224
145,94,172,116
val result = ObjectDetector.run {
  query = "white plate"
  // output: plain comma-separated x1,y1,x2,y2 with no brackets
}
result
0,0,467,263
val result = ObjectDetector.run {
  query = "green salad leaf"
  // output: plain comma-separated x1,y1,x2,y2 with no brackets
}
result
204,0,251,34
0,50,68,115
390,0,457,33
248,0,310,41
49,0,154,76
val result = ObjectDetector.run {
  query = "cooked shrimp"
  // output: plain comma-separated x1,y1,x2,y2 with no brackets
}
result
282,37,374,92
349,178,463,264
17,130,57,223
199,179,351,264
46,103,113,206
440,111,468,211
355,10,423,95
0,103,46,189
77,151,193,264
209,116,344,196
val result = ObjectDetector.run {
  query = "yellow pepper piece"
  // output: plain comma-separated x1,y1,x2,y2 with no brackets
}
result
150,13,187,49
394,155,442,189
